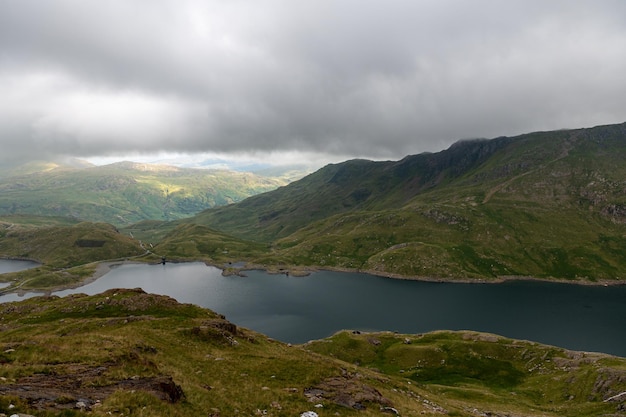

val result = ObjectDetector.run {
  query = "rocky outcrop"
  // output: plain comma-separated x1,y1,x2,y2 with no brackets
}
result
0,365,184,411
304,370,392,410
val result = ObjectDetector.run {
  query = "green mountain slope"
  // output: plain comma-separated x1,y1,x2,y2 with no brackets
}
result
0,289,624,416
152,223,268,264
0,221,143,267
0,221,145,291
180,122,626,282
0,161,288,226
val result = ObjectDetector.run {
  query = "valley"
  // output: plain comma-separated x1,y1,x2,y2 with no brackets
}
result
4,2,625,415
1,122,626,416
3,123,626,292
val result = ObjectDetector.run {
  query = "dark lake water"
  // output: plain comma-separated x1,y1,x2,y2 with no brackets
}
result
2,261,625,357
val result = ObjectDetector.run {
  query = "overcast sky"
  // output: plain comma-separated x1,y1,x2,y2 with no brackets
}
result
2,0,626,168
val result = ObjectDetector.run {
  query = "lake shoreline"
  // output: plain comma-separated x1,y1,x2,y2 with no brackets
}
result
220,261,626,287
86,260,626,289
3,258,626,357
2,257,625,297
51,260,626,357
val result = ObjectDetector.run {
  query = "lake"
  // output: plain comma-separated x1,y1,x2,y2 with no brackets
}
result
0,259,40,274
2,261,625,357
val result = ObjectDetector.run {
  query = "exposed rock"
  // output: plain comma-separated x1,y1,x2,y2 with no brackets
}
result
381,406,400,415
367,337,381,346
601,204,626,223
189,317,255,345
593,368,626,400
304,371,392,410
0,365,184,411
605,391,626,403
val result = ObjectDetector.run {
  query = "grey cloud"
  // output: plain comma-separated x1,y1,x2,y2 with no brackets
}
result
1,0,626,167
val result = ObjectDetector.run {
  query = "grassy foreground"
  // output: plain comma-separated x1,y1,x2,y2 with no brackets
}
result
0,289,624,416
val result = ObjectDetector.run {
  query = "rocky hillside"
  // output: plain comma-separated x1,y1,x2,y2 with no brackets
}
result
171,122,626,282
0,288,624,416
193,123,626,241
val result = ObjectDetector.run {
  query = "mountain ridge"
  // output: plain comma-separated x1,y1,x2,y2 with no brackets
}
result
158,121,626,282
189,122,626,240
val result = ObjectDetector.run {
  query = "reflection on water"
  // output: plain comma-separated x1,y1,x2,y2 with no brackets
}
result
2,261,626,357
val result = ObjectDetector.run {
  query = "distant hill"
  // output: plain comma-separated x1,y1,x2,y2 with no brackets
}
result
0,161,289,226
174,122,626,282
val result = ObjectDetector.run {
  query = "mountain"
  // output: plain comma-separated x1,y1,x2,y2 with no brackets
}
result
0,288,624,416
2,122,626,283
0,161,288,226
171,122,626,282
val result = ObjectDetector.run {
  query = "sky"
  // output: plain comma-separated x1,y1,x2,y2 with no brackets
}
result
2,0,626,169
